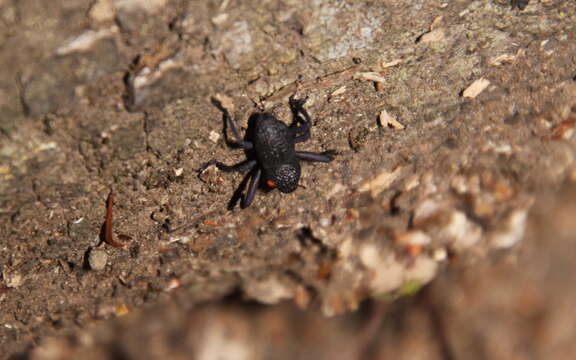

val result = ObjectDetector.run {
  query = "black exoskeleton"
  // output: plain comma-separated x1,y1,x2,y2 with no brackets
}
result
511,0,529,10
199,96,335,209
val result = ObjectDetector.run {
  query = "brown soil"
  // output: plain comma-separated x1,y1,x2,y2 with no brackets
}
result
1,0,575,359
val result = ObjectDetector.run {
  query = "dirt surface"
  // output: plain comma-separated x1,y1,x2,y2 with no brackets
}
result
1,0,576,358
19,183,576,360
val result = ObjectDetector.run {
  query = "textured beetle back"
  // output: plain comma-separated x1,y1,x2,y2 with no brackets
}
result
252,114,297,169
272,163,300,193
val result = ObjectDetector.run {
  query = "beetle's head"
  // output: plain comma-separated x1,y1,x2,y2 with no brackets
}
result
266,164,300,193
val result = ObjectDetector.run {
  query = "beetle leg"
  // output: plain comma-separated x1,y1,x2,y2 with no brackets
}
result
223,108,254,149
241,167,262,209
291,123,311,143
228,168,255,210
289,96,312,143
197,159,257,173
296,150,336,163
211,98,254,149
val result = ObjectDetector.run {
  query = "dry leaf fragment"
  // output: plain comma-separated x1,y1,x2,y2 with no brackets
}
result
378,109,405,129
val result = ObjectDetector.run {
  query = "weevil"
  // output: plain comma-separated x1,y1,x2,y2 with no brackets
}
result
199,96,335,209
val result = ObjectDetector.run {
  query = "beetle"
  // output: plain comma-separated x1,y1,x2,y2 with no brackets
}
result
511,0,529,10
198,96,335,209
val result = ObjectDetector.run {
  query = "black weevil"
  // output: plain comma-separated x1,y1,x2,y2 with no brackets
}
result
199,96,335,209
511,0,529,10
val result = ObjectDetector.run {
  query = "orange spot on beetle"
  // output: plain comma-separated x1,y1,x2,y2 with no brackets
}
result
267,180,277,188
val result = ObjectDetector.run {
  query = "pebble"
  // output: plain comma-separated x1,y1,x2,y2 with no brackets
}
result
242,276,293,304
88,248,108,271
319,217,332,227
89,0,115,23
115,0,167,13
209,130,221,143
432,248,448,261
490,209,528,249
3,270,23,288
441,210,482,250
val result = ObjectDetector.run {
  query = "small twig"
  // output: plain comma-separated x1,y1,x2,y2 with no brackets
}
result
102,190,126,248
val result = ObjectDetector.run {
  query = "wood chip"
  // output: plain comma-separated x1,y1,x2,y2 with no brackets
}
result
381,59,402,68
462,78,490,98
211,13,229,25
353,72,386,84
115,304,129,317
490,53,517,66
359,166,404,197
330,85,347,97
430,16,444,29
202,219,220,226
